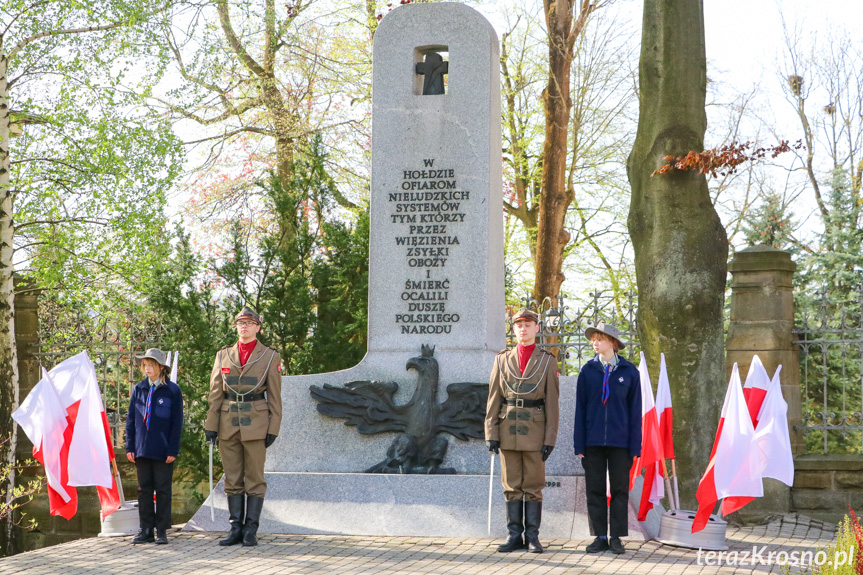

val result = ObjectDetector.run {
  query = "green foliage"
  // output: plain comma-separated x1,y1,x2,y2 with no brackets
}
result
791,509,863,575
794,170,863,455
7,0,182,307
742,191,795,250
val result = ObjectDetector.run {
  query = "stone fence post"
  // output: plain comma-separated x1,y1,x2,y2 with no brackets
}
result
726,245,802,520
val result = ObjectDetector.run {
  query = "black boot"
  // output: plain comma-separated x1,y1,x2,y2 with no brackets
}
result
497,500,525,552
155,528,168,544
219,494,246,546
132,527,154,544
242,496,264,547
524,500,543,553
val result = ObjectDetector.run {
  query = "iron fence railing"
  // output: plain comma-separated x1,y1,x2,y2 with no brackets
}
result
792,285,863,454
505,290,641,376
33,302,166,447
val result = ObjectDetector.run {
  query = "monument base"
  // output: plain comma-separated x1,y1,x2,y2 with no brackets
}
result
184,472,652,540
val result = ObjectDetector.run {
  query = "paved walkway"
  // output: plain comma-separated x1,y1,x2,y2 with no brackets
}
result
0,514,837,574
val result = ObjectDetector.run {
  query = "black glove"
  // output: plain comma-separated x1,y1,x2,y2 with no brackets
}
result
541,445,554,462
205,430,218,446
486,440,500,454
265,434,277,448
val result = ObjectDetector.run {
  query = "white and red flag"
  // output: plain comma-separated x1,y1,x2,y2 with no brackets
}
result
692,363,763,533
655,353,674,460
12,369,73,515
752,365,794,486
629,352,665,521
742,355,771,427
13,351,121,520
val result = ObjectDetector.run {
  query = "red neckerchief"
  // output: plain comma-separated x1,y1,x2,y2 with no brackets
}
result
238,339,258,367
516,344,535,376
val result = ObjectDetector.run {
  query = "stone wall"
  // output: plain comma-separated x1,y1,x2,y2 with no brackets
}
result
792,455,863,524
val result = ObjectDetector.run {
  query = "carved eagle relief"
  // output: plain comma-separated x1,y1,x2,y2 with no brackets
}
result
309,345,487,474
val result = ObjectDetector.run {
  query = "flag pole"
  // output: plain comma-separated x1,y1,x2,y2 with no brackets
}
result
671,459,681,510
111,458,126,506
660,458,675,510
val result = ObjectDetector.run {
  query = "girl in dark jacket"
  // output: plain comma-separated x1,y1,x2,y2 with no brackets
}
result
126,348,183,545
573,323,641,555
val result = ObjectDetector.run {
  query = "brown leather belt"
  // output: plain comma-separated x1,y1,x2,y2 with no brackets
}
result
506,398,545,408
224,391,266,402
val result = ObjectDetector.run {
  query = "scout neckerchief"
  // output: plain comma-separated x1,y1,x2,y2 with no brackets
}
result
220,340,277,399
601,364,611,405
144,377,162,430
598,354,618,405
500,347,553,396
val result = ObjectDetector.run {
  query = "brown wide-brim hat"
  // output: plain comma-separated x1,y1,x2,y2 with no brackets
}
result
512,308,540,324
584,321,626,350
134,348,170,367
234,305,262,325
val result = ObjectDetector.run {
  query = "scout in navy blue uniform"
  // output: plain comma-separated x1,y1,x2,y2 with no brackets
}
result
573,323,641,555
126,348,183,545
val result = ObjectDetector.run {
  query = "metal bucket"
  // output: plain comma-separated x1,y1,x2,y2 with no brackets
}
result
657,509,727,551
99,502,140,537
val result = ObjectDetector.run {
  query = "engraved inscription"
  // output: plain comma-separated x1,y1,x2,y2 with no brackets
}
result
389,159,469,335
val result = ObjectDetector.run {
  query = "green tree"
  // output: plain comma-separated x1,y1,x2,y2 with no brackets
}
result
1,0,180,550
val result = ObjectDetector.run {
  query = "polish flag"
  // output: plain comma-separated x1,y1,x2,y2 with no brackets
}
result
13,352,121,519
692,364,763,533
753,366,794,485
629,353,665,521
655,354,674,460
742,355,770,428
12,369,73,516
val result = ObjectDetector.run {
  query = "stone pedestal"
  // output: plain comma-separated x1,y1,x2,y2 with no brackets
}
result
726,245,799,521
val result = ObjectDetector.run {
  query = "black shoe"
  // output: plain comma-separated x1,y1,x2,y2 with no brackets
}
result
219,494,246,546
497,500,525,553
609,537,625,554
155,529,168,544
586,536,609,553
242,496,264,547
524,500,543,553
132,528,155,544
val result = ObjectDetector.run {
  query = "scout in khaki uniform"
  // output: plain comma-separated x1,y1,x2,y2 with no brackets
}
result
205,306,282,547
485,308,560,554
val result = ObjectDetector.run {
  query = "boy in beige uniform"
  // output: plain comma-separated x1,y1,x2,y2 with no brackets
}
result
485,308,560,554
206,307,282,547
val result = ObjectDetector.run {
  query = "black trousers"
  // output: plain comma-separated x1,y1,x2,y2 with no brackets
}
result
136,457,174,531
583,446,630,538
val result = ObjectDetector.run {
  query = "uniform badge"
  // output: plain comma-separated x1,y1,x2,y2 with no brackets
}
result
222,368,231,374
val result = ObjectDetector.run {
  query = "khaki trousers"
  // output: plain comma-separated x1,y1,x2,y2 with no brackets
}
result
500,449,545,501
219,435,267,497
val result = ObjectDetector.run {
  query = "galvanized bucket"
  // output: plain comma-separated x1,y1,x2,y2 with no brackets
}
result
99,502,140,537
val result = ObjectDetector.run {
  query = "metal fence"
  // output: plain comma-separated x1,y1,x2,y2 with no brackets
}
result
33,301,166,447
792,285,863,454
505,290,641,376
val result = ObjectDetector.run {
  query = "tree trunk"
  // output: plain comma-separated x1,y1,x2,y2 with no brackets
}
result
534,1,576,305
626,0,728,508
0,43,20,553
